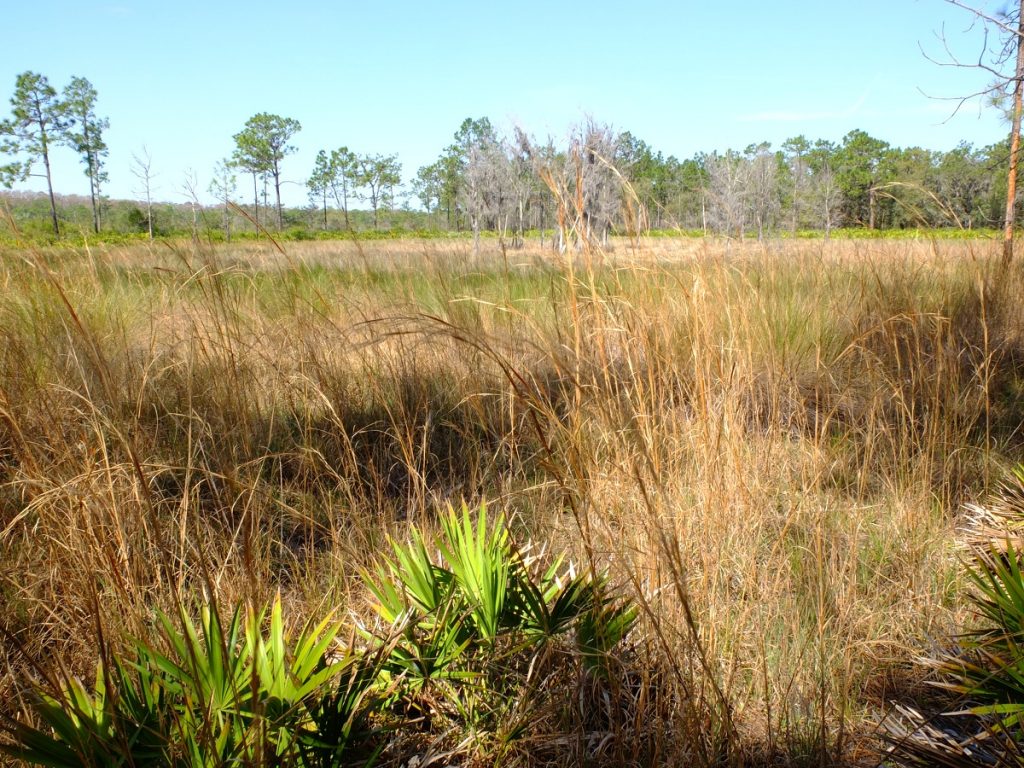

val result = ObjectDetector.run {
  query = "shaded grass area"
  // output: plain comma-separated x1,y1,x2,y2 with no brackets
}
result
1,236,1023,765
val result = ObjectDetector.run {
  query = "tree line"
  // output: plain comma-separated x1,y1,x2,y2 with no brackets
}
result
413,118,1019,244
1,70,1020,243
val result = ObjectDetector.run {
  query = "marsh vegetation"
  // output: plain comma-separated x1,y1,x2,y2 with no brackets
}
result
1,233,1022,765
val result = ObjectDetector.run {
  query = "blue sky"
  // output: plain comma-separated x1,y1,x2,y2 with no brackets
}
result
0,0,1014,206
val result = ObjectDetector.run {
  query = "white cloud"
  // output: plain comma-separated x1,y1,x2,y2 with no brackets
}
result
739,91,869,124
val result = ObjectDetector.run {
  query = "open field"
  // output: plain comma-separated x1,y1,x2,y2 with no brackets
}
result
1,235,1023,766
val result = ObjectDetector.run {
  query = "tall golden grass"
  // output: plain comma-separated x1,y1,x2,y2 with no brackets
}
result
1,233,1022,765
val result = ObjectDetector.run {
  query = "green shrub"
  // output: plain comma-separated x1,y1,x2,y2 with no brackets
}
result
3,503,637,766
362,502,637,726
930,467,1024,737
2,596,382,767
885,467,1024,766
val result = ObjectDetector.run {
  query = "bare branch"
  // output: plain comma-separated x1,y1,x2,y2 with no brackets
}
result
945,0,1021,40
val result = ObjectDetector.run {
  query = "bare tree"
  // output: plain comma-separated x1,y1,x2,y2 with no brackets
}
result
579,121,620,247
707,150,749,238
463,137,514,255
745,143,780,240
526,122,622,253
812,163,842,239
130,147,156,240
928,0,1024,262
509,127,535,247
520,133,560,248
807,141,842,239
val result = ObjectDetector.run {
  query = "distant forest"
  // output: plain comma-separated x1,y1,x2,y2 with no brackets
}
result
1,72,1017,242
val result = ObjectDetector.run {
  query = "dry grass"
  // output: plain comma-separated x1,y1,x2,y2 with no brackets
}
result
1,234,1022,765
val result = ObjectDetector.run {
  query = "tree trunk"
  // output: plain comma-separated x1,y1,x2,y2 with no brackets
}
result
1004,0,1024,264
539,199,545,247
84,123,99,234
87,165,98,233
516,199,524,248
342,179,350,229
93,163,104,233
252,172,259,231
273,160,283,230
868,186,877,230
40,130,59,237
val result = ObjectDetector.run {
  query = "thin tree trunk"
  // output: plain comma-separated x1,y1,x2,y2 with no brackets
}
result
40,130,59,236
87,165,98,233
1004,0,1024,264
94,172,103,232
342,179,350,229
252,172,259,231
273,161,283,230
84,122,99,234
95,168,105,233
516,199,524,247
